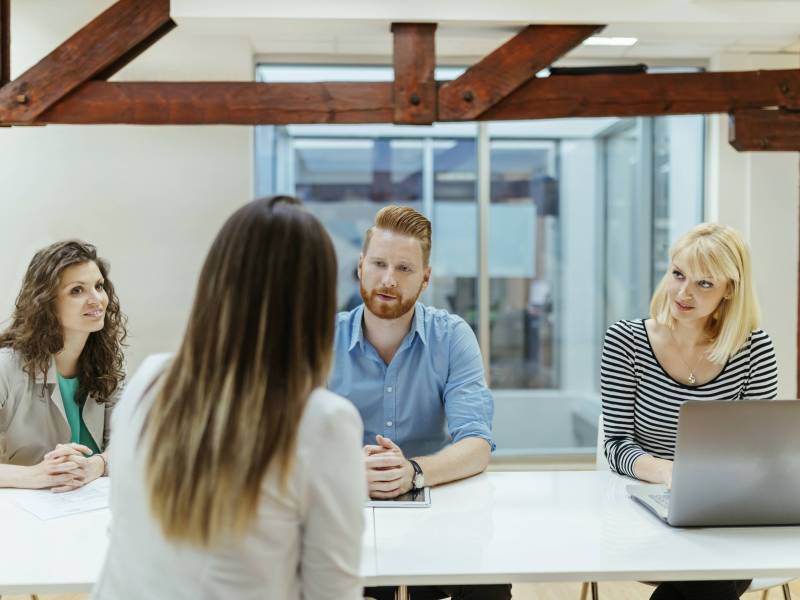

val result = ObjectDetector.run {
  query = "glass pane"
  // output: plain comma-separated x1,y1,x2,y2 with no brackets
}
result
292,137,424,310
254,64,706,458
604,121,647,324
430,139,479,334
488,140,558,389
652,115,705,284
294,138,423,204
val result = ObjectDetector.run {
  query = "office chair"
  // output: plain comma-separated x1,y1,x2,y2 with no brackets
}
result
579,416,793,600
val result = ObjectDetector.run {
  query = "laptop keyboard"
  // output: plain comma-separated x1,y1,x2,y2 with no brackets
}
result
650,492,671,509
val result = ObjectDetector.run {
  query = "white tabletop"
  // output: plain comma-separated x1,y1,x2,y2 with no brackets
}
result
0,497,379,595
0,488,110,594
362,507,378,579
368,471,800,586
3,471,800,593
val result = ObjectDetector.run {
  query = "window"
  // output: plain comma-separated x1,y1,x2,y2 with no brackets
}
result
255,65,705,456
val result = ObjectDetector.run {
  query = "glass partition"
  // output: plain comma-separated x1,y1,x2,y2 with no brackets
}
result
255,64,705,456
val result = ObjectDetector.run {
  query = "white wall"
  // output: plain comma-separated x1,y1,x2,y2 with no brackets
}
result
707,52,800,398
1,2,254,372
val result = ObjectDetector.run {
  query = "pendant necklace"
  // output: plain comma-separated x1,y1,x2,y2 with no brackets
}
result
669,328,700,385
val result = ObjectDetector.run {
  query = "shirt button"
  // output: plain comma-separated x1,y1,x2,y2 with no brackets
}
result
386,386,393,393
386,421,393,427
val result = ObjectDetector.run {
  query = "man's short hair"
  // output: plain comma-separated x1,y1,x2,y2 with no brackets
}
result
362,205,432,266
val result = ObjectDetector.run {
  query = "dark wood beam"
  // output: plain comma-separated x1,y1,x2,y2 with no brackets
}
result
0,0,173,124
439,24,602,121
94,19,175,83
391,23,437,125
28,71,800,126
37,81,394,125
479,69,800,121
1,0,9,86
729,109,800,151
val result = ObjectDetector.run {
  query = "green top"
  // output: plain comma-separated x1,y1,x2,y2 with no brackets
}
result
56,373,101,454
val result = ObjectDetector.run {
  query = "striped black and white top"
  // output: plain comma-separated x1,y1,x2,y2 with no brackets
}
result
601,319,778,478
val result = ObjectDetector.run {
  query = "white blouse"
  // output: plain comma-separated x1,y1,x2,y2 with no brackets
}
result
92,354,366,600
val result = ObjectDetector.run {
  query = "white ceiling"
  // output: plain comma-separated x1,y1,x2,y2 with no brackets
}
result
172,0,800,62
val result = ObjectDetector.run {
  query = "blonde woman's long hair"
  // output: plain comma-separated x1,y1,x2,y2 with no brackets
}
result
142,196,337,546
650,223,760,364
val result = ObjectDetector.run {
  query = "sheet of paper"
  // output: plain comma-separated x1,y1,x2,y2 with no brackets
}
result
10,477,110,520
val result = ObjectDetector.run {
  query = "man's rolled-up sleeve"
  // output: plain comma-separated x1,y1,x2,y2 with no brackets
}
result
442,319,495,450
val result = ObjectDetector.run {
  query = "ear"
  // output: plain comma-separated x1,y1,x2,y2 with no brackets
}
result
724,282,734,300
357,254,364,281
421,265,432,289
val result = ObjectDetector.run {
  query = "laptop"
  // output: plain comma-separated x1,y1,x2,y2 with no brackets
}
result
627,400,800,527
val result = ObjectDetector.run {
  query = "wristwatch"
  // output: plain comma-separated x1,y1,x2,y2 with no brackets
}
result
409,459,425,490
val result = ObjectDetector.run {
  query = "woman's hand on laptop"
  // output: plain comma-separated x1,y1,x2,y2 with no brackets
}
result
633,455,674,487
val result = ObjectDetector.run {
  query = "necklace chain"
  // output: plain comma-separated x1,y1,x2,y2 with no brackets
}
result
669,328,701,385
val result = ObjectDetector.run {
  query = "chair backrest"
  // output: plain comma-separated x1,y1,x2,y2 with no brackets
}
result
595,414,609,471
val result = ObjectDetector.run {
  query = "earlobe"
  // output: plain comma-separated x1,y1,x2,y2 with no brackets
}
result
422,267,432,288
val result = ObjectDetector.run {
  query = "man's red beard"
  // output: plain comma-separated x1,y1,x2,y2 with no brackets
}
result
360,281,422,320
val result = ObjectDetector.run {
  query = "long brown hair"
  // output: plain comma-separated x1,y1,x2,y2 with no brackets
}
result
0,240,127,402
143,196,338,546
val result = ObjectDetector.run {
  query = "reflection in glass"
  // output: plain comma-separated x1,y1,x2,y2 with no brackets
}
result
489,141,558,389
604,122,645,325
430,139,478,333
293,137,424,309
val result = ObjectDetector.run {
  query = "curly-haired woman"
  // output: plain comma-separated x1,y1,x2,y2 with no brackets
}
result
0,240,127,491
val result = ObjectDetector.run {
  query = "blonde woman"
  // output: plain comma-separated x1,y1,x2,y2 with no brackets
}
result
601,223,777,600
93,197,366,600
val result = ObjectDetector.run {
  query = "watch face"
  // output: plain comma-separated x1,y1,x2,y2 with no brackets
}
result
413,473,425,488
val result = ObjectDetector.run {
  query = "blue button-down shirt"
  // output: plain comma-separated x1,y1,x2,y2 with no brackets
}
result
329,303,495,458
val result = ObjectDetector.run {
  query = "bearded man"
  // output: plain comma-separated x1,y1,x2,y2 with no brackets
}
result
330,205,510,600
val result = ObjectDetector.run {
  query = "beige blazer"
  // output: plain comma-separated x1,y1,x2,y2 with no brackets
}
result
0,347,117,466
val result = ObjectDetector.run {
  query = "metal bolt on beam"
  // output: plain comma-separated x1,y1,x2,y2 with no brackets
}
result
409,93,421,106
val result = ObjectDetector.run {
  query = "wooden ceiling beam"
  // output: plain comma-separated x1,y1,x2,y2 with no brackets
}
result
479,69,800,121
93,19,175,83
1,0,9,86
31,70,800,126
391,23,437,125
37,81,394,125
439,24,603,121
0,0,173,124
0,8,796,129
729,109,800,151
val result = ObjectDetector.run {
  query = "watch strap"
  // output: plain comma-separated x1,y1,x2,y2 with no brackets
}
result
409,459,423,489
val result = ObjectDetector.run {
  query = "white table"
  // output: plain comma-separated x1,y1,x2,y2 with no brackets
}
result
0,489,110,595
368,471,800,587
0,493,377,595
2,472,799,594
